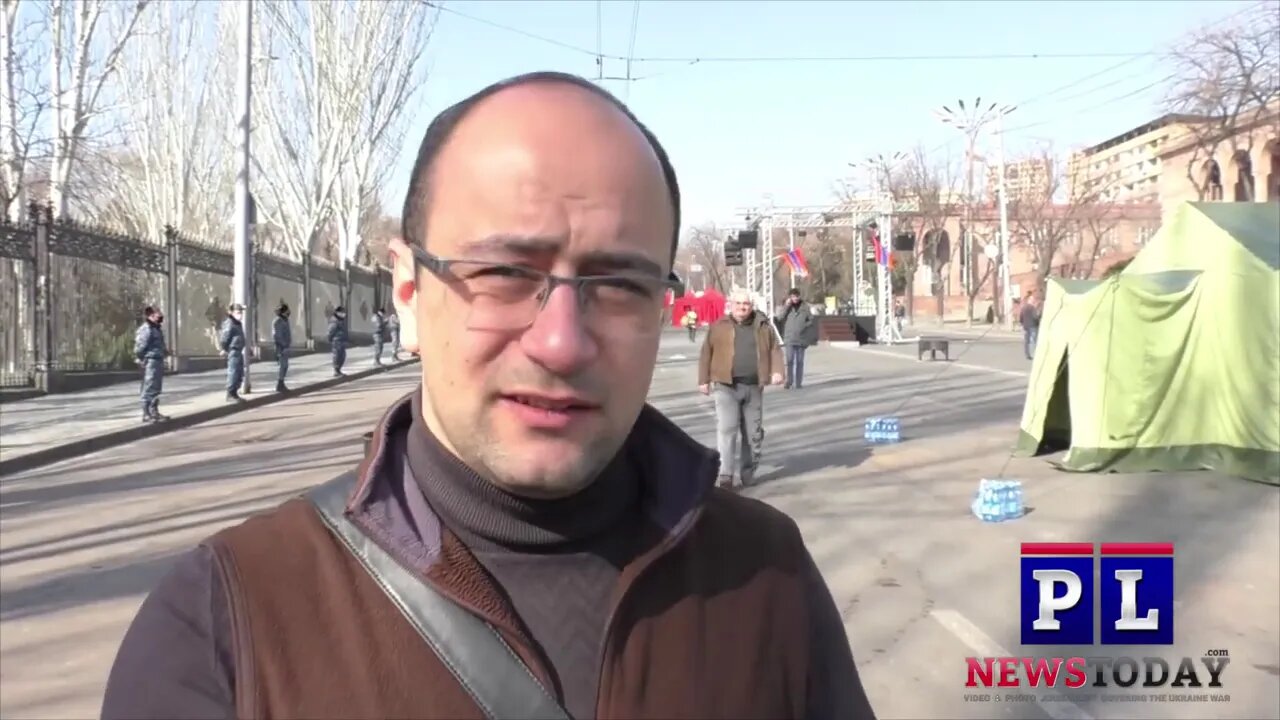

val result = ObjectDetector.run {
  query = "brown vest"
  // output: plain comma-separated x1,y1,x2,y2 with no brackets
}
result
210,490,813,719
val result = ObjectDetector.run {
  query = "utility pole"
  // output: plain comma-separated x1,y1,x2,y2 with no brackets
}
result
995,109,1014,330
234,0,254,393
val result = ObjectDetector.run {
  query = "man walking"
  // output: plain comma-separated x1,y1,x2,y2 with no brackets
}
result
779,288,815,389
699,288,784,489
134,305,168,423
103,71,876,720
372,307,388,366
328,305,349,376
219,303,247,402
272,303,292,393
1019,290,1041,360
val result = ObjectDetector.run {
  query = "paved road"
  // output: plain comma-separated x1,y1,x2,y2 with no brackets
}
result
1,333,1276,719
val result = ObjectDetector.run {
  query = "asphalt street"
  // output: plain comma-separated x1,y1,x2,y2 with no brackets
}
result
1,330,1276,720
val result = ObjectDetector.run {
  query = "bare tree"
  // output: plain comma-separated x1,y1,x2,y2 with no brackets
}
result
87,0,234,243
890,145,961,321
1165,1,1280,200
332,1,438,271
1,0,50,220
1008,149,1110,294
46,0,151,218
680,224,731,293
253,0,436,265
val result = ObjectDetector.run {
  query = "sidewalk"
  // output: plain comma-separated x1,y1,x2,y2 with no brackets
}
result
899,319,1023,339
0,346,418,476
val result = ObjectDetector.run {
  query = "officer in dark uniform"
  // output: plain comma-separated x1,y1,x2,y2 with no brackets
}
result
272,303,292,392
327,306,349,377
134,306,169,423
220,303,247,402
371,308,388,366
388,312,401,360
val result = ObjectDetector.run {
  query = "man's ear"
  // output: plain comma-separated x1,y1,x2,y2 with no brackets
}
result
387,237,420,354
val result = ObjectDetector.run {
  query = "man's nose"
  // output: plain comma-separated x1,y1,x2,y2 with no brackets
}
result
520,283,599,375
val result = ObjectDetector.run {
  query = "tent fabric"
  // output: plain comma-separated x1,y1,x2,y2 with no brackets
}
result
1015,202,1280,485
669,288,726,327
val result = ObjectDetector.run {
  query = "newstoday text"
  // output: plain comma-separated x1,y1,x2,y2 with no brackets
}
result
963,652,1233,706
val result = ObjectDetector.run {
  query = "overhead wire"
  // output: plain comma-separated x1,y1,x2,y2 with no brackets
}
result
425,2,1154,67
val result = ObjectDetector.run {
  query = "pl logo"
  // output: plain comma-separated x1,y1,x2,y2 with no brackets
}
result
1020,542,1175,645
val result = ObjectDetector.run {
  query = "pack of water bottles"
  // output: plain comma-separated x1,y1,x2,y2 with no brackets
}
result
971,478,1025,522
863,417,901,444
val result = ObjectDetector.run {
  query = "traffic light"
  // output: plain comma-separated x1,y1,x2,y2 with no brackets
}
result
724,241,744,266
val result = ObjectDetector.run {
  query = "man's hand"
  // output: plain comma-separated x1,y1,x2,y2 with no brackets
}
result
698,383,710,395
771,373,784,386
219,350,228,358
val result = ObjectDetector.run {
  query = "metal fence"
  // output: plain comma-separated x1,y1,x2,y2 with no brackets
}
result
0,204,392,392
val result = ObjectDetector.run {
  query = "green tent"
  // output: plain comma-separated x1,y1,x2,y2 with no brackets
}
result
1015,202,1280,484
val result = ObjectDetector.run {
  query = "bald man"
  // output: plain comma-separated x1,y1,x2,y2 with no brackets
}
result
102,72,876,720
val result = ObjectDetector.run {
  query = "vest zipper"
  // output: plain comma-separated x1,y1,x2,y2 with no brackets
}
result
590,487,713,718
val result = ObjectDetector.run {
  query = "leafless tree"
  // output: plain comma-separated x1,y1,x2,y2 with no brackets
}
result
1,0,50,220
87,0,234,244
679,223,731,293
1008,148,1110,294
1165,1,1280,200
253,0,437,264
45,0,151,218
332,1,438,270
889,145,961,321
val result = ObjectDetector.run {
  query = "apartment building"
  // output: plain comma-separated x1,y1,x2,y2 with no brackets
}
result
986,158,1051,203
1067,114,1207,204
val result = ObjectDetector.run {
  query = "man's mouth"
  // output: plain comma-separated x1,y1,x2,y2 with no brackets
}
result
504,394,599,411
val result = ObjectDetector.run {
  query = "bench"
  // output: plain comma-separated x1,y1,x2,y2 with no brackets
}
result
917,336,950,361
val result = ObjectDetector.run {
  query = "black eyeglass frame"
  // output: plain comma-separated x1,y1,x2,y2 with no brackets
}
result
407,244,686,313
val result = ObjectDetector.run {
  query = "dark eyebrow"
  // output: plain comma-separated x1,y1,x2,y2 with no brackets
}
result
577,251,663,277
459,234,565,256
459,234,664,277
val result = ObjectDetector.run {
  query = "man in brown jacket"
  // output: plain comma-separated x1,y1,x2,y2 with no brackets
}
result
698,289,784,489
101,72,876,720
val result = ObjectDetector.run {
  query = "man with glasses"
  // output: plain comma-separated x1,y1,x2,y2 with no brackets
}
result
699,289,785,488
103,71,876,720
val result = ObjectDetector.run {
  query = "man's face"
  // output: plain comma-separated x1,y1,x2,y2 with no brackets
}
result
789,294,801,305
731,299,754,322
393,82,675,499
231,310,243,321
150,312,163,324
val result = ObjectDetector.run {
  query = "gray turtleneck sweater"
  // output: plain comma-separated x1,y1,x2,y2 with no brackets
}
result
404,405,645,719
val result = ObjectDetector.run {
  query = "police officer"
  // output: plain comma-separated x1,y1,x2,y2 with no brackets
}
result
134,306,169,423
388,311,401,360
371,308,388,366
328,306,349,377
220,303,247,402
272,303,292,393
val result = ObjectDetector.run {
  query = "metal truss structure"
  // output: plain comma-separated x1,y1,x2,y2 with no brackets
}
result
733,196,917,342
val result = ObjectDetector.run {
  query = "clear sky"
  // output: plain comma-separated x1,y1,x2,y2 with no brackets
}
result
385,0,1260,233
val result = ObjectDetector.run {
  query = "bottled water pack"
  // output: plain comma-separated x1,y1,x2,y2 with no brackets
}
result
863,417,901,444
971,478,1025,522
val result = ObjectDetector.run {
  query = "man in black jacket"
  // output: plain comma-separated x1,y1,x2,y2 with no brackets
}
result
779,288,816,389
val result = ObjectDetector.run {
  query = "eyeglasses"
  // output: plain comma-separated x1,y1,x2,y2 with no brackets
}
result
409,245,684,334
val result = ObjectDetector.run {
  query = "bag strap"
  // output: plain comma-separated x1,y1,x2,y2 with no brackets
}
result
307,476,572,720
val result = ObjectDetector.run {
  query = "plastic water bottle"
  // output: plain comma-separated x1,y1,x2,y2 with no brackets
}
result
863,417,902,444
971,478,1025,522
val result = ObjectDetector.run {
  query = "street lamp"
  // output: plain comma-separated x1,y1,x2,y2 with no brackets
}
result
935,98,1015,325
